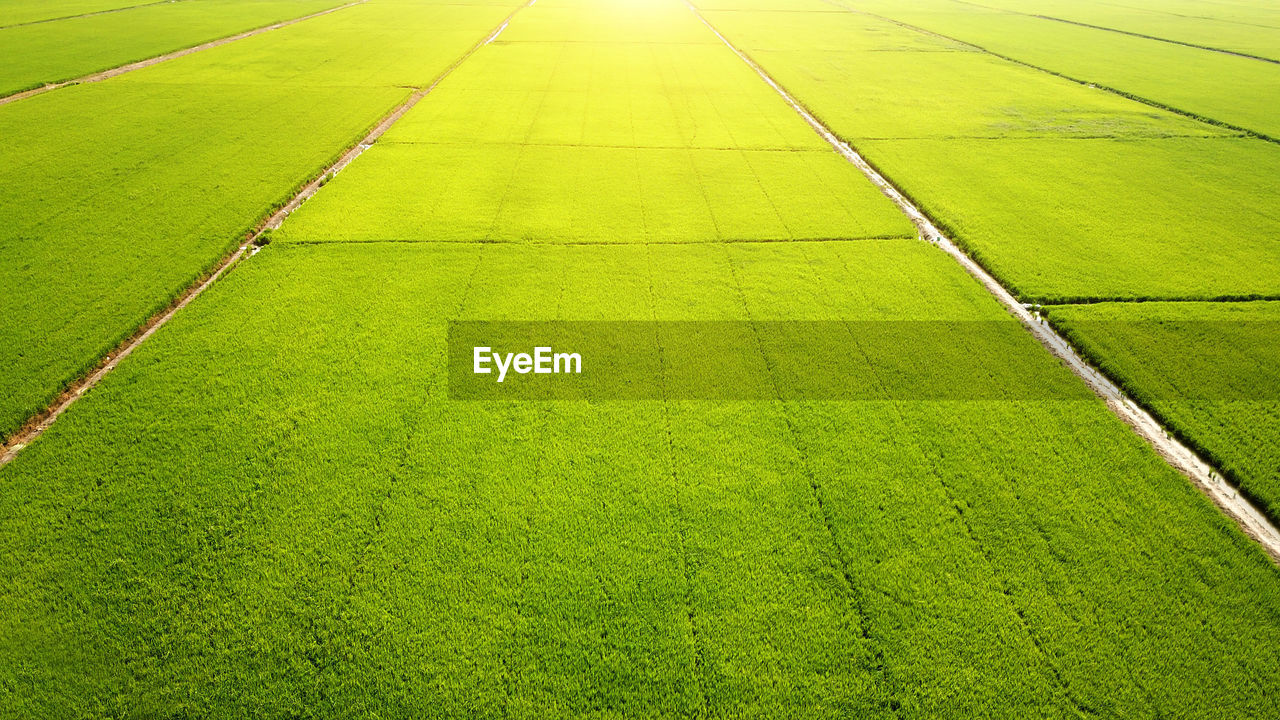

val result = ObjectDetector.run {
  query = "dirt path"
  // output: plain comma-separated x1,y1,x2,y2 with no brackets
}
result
686,1,1280,564
0,0,535,469
0,0,366,107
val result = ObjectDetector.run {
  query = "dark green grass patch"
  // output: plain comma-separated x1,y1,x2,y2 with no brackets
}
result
2,241,1278,717
1047,300,1280,524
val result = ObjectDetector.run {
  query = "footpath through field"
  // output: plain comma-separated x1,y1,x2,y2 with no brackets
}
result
3,0,1280,716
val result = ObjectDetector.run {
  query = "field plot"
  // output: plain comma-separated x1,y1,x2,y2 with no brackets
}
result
852,137,1280,302
276,1,913,245
0,0,158,26
695,2,1280,302
0,0,522,439
4,241,1280,717
1048,301,1280,523
0,0,349,98
844,0,1280,139
948,0,1280,61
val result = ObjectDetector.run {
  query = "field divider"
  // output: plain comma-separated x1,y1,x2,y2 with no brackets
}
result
0,0,368,107
0,0,536,468
686,1,1280,564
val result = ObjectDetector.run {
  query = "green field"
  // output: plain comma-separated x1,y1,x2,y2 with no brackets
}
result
6,242,1280,716
947,0,1280,61
696,3,1280,302
0,0,348,97
2,0,1279,715
844,0,1280,138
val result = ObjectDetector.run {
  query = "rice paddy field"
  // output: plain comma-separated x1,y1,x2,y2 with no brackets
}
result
1,0,1278,716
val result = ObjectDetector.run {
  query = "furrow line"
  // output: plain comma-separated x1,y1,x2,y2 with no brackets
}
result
0,0,535,468
687,1,1280,564
0,0,366,106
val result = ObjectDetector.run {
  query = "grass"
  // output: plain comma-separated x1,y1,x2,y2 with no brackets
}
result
1046,300,1280,524
0,0,347,97
0,0,524,439
3,241,1279,717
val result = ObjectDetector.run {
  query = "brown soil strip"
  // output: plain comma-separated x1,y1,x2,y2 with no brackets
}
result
0,0,535,468
0,1,366,107
687,1,1280,564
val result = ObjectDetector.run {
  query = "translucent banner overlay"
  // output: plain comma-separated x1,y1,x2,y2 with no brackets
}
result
447,321,1101,401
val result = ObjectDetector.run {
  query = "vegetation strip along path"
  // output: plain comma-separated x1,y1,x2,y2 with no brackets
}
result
0,0,537,468
0,0,366,106
688,0,1280,562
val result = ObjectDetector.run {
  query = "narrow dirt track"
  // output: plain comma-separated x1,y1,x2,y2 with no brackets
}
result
0,0,536,468
684,1,1280,563
0,0,366,107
